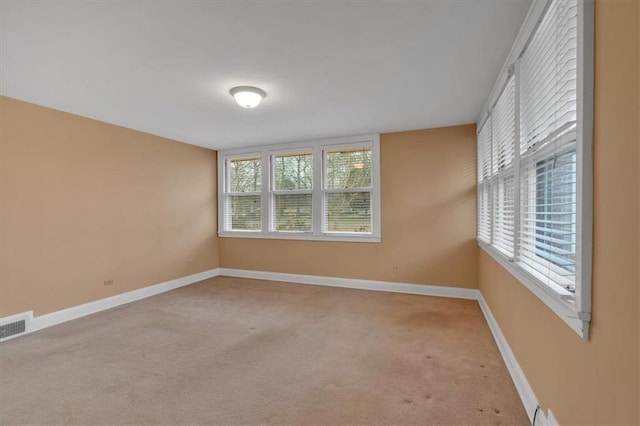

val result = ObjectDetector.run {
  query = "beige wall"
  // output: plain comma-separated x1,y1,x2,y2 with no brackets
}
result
479,0,640,424
0,96,219,317
220,125,479,289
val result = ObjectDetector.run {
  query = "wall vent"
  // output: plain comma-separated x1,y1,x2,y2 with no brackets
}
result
0,320,26,340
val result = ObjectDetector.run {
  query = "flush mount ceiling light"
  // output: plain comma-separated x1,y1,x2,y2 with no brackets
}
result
230,86,266,109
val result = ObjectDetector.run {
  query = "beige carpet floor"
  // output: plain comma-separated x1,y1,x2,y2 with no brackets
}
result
0,276,528,425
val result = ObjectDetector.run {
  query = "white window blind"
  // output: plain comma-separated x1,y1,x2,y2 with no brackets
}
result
477,119,492,243
226,157,262,231
324,147,372,234
518,0,578,295
520,0,577,156
492,76,516,256
475,0,592,338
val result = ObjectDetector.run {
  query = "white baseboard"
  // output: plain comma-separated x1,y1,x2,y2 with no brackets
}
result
478,293,547,425
0,311,34,327
0,268,220,342
218,268,481,300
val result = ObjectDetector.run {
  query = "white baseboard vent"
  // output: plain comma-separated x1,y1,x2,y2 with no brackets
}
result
0,312,33,342
0,268,219,342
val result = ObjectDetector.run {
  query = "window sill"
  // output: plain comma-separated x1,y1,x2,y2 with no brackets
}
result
478,241,590,339
218,231,381,243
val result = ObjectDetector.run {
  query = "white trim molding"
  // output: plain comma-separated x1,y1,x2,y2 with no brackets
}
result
218,268,480,300
480,242,589,338
0,268,219,342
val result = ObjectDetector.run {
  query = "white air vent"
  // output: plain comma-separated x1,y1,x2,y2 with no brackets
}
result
0,311,32,342
0,320,25,339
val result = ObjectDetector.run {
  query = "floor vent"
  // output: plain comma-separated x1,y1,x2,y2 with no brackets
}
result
0,320,26,340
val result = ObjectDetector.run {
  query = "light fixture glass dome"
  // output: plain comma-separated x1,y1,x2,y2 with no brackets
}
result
230,86,266,109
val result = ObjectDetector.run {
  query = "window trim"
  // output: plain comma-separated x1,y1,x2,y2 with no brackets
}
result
476,0,593,339
218,134,381,243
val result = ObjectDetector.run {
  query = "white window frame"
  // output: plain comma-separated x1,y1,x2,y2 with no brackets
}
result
218,134,381,243
476,0,593,339
321,142,375,236
269,148,314,233
223,153,263,233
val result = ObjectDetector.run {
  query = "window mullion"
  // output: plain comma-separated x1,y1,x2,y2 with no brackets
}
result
272,189,313,196
312,145,323,236
324,188,371,194
225,158,231,231
261,152,270,233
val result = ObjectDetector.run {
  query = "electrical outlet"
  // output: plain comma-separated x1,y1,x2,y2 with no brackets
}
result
103,279,114,286
392,265,399,274
546,410,558,426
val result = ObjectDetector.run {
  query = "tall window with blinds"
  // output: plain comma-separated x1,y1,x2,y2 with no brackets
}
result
324,147,372,234
218,135,381,242
272,152,313,232
475,0,592,338
518,0,578,295
226,157,262,231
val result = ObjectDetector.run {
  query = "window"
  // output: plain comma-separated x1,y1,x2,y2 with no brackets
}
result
476,0,593,338
324,147,372,234
272,152,313,232
218,135,381,242
226,157,262,231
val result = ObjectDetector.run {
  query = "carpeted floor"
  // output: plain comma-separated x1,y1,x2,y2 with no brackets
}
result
0,276,528,425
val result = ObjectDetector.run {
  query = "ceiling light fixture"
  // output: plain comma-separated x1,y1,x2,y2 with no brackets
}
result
230,86,266,109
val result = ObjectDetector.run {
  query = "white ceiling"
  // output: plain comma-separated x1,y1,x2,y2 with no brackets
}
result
0,1,531,150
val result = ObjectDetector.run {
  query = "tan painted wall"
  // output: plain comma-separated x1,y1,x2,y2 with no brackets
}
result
479,0,640,424
220,125,479,289
0,96,219,317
